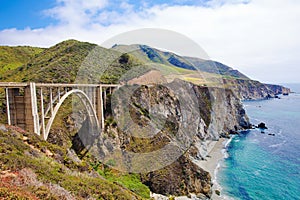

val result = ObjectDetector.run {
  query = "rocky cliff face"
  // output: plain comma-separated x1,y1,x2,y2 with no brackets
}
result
223,79,290,100
96,79,250,198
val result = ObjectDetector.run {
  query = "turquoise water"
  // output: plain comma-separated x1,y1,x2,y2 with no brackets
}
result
218,86,300,200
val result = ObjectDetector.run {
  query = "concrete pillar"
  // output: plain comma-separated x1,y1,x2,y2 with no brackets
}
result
96,86,104,129
103,88,107,110
6,88,25,128
49,88,54,115
40,88,46,139
5,88,11,125
24,83,40,135
14,94,25,129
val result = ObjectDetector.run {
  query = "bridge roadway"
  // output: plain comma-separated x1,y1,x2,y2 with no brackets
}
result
0,82,120,140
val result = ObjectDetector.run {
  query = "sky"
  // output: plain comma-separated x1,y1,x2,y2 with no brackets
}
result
0,0,300,84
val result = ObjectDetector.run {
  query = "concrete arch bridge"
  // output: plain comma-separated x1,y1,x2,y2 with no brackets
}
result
0,82,119,140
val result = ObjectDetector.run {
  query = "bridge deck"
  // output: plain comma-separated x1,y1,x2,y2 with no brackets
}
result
0,82,120,88
0,82,28,88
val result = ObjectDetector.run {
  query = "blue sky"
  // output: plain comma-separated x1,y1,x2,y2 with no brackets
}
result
0,0,57,29
0,0,206,29
0,0,299,83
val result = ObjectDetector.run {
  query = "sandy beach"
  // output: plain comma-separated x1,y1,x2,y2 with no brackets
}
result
194,138,227,200
198,138,225,179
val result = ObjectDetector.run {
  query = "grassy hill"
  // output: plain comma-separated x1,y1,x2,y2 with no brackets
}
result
0,40,249,86
112,44,249,82
183,57,249,80
1,40,147,84
1,40,97,83
0,46,44,77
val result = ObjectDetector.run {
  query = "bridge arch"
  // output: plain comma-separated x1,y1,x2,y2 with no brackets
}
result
44,89,100,140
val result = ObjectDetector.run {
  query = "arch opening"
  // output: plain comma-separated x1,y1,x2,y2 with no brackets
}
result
44,89,100,140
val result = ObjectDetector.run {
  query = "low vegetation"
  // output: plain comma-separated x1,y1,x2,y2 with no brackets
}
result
0,46,44,76
0,126,146,199
93,164,150,198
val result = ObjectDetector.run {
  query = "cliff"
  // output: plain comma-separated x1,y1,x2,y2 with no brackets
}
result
223,79,291,100
93,79,250,198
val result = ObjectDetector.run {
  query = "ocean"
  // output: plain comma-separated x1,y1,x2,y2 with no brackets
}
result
217,84,300,200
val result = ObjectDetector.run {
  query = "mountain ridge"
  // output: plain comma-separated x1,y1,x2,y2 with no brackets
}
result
111,43,290,99
112,44,250,80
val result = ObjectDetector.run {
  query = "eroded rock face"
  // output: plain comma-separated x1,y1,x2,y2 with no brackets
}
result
141,155,211,197
96,79,250,197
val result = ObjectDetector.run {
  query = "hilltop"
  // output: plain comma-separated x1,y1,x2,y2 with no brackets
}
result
111,44,289,99
112,44,249,80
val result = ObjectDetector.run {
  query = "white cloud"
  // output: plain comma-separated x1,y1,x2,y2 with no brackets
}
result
206,0,250,7
44,0,108,26
0,0,300,83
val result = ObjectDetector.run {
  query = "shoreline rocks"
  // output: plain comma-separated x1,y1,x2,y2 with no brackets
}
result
257,122,268,129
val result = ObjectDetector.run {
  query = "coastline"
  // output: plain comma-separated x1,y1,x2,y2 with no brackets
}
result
194,137,230,200
151,137,232,200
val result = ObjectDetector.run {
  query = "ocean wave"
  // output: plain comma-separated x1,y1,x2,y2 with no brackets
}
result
275,129,283,137
213,162,221,186
212,163,235,200
254,170,261,176
220,193,236,200
249,138,259,144
223,136,234,148
268,140,286,148
222,149,229,159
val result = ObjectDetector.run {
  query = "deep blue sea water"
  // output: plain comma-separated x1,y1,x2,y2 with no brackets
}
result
217,84,300,200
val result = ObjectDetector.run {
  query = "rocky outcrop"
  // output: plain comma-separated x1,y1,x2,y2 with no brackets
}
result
97,79,250,198
266,84,291,96
257,122,268,129
141,155,212,197
223,79,290,100
189,85,250,161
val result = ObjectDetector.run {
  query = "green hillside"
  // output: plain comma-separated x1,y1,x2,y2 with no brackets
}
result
183,57,249,80
0,125,147,199
1,40,147,84
1,40,97,83
0,45,44,76
0,41,248,85
112,44,249,81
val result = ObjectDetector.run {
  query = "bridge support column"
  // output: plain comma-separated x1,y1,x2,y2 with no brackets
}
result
5,88,12,125
24,83,40,135
5,88,26,129
5,88,17,126
40,88,46,139
96,86,104,129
